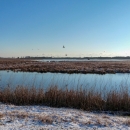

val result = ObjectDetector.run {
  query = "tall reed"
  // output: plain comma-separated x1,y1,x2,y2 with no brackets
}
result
0,85,130,112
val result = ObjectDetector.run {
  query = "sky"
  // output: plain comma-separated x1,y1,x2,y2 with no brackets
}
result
0,0,130,57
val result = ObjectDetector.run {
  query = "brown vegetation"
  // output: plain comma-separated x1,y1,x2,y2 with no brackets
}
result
0,58,130,74
0,85,130,112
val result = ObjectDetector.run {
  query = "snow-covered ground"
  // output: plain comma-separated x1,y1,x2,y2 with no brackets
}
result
0,103,130,130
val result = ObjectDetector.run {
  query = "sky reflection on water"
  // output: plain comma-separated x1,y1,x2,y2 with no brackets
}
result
0,71,130,92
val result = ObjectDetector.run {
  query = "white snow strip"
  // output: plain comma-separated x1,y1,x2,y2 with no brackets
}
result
0,103,130,129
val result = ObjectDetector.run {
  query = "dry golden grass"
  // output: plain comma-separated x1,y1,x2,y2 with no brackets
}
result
37,115,53,124
102,115,110,119
96,118,102,126
0,58,130,74
87,120,92,125
124,119,130,126
0,113,4,119
3,110,53,124
0,85,130,112
7,111,29,119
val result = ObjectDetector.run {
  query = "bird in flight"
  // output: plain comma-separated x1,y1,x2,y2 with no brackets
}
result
63,45,65,48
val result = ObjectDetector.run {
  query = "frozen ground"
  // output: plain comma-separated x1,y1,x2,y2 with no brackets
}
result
0,103,130,130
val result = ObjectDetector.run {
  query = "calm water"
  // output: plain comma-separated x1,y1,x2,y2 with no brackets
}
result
0,71,130,91
36,58,130,62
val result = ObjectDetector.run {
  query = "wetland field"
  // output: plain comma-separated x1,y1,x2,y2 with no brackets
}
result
0,58,130,112
1,59,130,129
1,58,130,74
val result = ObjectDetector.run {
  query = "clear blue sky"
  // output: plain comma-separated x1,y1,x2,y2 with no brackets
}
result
0,0,130,57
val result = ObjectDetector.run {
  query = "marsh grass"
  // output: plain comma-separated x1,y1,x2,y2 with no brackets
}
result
0,113,4,119
0,84,130,112
124,119,130,126
38,115,53,124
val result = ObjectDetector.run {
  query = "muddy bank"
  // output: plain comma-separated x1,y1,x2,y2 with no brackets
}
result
0,58,130,74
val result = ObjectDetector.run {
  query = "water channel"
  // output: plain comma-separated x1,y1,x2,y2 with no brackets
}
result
0,71,130,92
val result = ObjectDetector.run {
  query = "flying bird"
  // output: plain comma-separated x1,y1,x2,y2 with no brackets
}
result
63,46,65,48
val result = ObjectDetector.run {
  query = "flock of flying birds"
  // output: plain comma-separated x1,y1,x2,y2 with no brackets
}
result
31,46,109,58
32,45,67,57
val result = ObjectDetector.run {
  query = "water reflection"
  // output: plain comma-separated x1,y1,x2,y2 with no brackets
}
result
36,58,130,62
0,71,130,91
